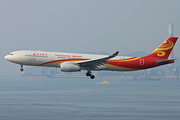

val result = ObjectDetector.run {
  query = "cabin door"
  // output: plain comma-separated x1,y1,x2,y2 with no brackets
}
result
18,52,23,59
140,59,144,66
50,54,54,60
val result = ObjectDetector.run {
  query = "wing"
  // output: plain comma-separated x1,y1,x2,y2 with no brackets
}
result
76,51,119,68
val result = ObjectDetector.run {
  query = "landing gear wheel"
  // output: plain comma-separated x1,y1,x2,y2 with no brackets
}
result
20,68,24,72
86,70,95,79
86,72,91,76
20,65,24,72
90,75,95,79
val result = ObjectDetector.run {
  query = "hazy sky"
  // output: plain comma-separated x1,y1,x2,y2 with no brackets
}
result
1,0,180,75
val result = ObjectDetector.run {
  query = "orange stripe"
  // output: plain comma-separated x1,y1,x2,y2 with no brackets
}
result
38,59,87,66
109,57,140,62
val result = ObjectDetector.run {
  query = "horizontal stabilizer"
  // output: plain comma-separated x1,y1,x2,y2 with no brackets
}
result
156,59,175,65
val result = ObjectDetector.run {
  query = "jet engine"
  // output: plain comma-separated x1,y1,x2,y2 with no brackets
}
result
60,63,81,72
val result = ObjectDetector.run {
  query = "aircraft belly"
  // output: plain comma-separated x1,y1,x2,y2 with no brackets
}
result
81,65,131,71
94,65,109,70
42,63,60,67
106,66,130,71
80,65,109,71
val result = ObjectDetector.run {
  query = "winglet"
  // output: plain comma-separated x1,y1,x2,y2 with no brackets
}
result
112,51,119,56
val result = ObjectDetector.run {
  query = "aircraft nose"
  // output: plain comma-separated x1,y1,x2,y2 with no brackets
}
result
4,55,10,61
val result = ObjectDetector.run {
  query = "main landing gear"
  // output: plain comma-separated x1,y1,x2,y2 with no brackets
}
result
20,65,24,72
86,71,95,79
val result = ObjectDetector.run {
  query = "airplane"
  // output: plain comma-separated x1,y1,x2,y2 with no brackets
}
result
4,37,178,79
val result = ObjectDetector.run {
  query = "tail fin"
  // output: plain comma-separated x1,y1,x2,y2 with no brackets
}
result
146,37,178,59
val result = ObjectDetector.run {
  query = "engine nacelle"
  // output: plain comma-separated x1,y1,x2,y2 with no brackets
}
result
61,63,81,72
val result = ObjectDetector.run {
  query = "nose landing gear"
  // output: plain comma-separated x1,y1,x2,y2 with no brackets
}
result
20,65,24,72
86,71,95,79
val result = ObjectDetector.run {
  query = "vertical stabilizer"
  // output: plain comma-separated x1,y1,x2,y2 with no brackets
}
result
146,37,178,59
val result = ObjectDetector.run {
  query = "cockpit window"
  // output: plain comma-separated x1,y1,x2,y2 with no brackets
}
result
10,53,14,55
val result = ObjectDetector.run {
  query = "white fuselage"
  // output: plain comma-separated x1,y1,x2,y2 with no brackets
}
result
5,50,131,71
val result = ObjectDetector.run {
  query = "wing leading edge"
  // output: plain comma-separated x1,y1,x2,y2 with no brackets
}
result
76,51,119,68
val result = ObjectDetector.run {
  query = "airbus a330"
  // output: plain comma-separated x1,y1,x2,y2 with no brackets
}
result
5,37,178,79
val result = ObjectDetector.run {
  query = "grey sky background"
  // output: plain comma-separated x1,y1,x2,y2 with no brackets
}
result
1,0,180,75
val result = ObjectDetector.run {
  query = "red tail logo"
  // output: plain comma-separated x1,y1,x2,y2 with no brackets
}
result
146,37,178,59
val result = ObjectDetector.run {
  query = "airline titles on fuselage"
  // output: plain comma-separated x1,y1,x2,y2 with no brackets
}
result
32,53,83,58
33,53,48,56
